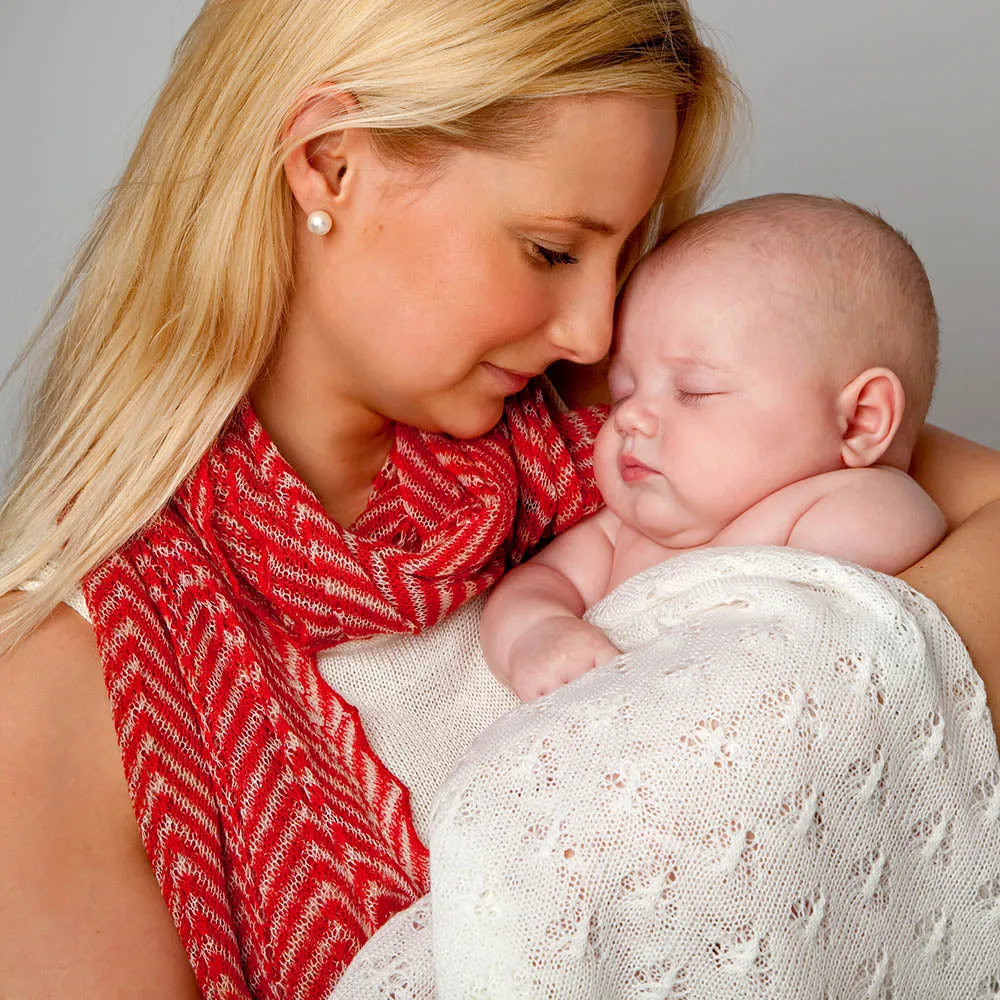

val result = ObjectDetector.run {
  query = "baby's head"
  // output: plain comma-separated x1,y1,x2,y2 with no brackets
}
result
594,193,939,546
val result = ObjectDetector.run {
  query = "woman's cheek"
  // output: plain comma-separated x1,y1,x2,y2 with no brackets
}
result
484,268,553,344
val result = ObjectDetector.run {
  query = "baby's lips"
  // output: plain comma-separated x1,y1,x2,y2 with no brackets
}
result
618,453,658,481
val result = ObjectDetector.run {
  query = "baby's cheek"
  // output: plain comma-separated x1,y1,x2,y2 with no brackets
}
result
681,438,737,495
677,444,757,523
592,428,619,501
705,459,777,524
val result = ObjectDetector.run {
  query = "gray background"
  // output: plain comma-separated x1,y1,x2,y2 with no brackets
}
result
1,0,997,484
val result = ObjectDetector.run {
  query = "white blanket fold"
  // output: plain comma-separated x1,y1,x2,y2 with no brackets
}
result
332,548,1000,999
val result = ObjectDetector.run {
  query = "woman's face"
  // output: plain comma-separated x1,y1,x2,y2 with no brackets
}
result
286,95,677,439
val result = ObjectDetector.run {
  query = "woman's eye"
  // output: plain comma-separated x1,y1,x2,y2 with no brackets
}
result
530,242,579,268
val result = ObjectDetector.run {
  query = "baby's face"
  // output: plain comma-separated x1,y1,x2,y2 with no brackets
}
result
594,243,844,546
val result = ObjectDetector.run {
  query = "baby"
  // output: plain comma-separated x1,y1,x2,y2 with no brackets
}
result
482,193,947,701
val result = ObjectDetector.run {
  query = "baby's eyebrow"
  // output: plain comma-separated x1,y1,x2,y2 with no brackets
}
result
665,355,733,374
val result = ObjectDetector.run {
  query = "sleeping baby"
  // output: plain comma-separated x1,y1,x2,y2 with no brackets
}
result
482,193,947,701
333,195,999,1000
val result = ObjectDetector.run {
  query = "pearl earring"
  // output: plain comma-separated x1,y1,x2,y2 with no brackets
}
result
306,210,333,236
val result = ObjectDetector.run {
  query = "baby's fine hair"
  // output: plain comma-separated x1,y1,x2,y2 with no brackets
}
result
655,193,939,443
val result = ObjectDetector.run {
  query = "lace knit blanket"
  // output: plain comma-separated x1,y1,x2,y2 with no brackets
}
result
332,547,1000,999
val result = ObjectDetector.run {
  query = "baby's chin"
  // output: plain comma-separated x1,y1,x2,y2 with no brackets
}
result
654,527,718,550
619,509,719,550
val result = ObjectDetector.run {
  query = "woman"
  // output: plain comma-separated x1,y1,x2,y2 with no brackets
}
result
0,1,997,998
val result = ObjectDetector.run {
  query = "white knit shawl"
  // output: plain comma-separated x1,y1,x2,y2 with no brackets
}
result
333,547,1000,999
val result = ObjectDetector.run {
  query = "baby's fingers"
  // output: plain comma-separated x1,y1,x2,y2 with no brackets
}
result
592,637,621,669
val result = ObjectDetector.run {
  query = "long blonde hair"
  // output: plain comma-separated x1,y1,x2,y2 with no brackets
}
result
0,0,740,650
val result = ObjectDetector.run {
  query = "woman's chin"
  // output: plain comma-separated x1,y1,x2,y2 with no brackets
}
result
406,397,507,440
445,406,507,440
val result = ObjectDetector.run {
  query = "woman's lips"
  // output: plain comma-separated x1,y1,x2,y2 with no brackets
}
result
619,454,657,482
482,363,532,395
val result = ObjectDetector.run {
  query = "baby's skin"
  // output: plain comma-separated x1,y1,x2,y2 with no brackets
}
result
482,202,947,701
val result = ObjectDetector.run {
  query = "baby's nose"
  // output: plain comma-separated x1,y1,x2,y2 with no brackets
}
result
613,397,657,437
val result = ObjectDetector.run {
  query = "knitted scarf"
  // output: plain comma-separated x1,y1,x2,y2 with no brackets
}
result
82,382,606,1000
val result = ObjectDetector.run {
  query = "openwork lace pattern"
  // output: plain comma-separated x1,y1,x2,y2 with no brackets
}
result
333,547,1000,999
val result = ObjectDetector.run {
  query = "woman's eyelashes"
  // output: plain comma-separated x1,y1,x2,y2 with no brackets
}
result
528,241,579,268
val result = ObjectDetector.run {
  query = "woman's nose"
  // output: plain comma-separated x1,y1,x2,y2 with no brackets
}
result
613,395,657,437
546,277,615,365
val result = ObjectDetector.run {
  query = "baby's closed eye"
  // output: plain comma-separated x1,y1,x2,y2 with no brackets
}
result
675,389,726,405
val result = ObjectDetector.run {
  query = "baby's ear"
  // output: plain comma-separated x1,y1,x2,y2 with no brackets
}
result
835,367,906,468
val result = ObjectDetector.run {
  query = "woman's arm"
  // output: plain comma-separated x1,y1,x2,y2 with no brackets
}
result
0,596,202,999
902,425,1000,745
908,424,1000,528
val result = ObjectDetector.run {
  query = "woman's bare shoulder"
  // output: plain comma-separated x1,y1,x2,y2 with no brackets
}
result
0,593,201,999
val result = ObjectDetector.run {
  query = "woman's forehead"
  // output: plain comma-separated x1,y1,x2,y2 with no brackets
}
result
435,95,677,223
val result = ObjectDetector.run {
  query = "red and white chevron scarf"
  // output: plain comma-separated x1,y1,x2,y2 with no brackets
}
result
83,381,606,1000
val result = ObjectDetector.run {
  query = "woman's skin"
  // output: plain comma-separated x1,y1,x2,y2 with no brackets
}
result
2,92,999,996
901,429,1000,731
0,93,676,998
253,93,677,525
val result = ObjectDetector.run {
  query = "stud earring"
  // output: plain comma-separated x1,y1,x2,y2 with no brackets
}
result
306,210,333,236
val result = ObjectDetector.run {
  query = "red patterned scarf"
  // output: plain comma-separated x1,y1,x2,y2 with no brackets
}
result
83,381,606,999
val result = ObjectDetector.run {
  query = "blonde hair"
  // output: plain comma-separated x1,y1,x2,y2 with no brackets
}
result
0,0,740,650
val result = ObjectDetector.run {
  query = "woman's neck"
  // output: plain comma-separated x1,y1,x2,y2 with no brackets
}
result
249,350,393,528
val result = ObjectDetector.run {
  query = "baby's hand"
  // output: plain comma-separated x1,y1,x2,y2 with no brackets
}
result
506,617,620,702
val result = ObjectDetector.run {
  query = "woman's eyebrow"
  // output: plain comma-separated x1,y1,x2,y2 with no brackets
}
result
540,213,617,235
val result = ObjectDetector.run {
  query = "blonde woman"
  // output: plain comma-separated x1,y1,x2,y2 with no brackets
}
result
0,0,997,998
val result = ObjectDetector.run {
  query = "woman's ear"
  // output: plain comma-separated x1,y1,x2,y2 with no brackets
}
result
281,87,363,223
835,367,906,468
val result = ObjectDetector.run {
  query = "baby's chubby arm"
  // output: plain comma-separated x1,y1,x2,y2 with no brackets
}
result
480,507,621,701
715,467,947,574
786,467,947,573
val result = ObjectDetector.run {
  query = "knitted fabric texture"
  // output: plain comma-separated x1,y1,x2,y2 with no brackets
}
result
82,382,606,1000
317,594,519,840
332,547,1000,999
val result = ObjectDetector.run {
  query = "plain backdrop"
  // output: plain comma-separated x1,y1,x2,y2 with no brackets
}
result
1,0,997,485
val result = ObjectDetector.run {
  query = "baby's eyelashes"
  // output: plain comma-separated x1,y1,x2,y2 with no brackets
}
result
675,390,705,404
675,389,726,405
